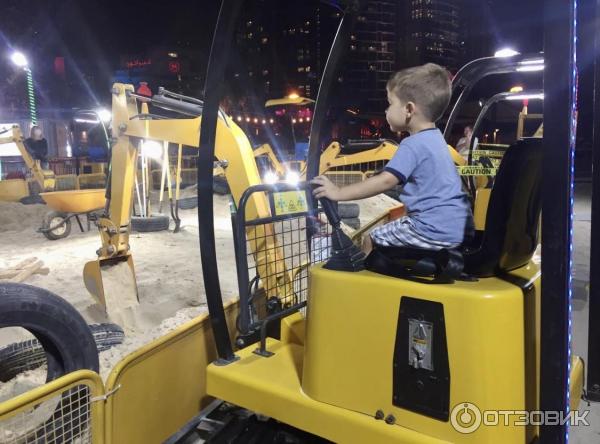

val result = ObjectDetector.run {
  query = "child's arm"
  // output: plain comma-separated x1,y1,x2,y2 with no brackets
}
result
311,171,399,201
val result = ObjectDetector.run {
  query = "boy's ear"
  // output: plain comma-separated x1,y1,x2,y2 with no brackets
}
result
405,101,416,114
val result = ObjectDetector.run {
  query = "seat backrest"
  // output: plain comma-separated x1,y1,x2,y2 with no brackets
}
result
464,137,542,277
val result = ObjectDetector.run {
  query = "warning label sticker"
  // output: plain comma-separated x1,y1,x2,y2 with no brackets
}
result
456,166,498,176
273,190,308,216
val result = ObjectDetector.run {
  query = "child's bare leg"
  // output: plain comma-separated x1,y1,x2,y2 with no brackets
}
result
361,234,374,255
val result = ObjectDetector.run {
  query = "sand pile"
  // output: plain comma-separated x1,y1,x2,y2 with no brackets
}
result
0,193,399,387
0,368,47,403
0,202,47,233
98,306,208,381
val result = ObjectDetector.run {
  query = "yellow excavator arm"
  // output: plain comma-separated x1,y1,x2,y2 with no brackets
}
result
84,84,293,316
0,125,55,192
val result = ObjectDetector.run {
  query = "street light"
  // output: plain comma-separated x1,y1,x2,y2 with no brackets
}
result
493,128,500,143
97,108,112,124
494,48,520,58
10,51,28,68
10,51,37,124
141,140,163,159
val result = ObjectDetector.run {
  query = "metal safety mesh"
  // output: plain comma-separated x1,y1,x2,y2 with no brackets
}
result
0,384,92,444
243,211,331,325
325,159,387,187
54,175,78,191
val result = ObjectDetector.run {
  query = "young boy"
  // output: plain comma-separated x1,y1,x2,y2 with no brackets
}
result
311,63,472,253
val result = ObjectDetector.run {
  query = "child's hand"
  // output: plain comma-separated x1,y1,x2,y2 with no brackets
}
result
311,175,342,201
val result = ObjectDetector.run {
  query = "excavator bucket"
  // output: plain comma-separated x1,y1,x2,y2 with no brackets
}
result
83,254,139,318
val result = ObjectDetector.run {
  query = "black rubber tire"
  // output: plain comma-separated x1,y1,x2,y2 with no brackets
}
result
213,176,230,195
42,211,72,240
19,194,46,205
337,203,360,218
341,217,361,230
0,323,124,382
130,214,170,232
0,283,100,443
177,196,198,210
0,283,99,380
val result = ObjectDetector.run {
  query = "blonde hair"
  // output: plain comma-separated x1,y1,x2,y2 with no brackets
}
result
387,63,452,122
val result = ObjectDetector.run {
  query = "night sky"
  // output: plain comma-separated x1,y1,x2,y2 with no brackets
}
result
0,0,594,151
1,1,549,81
2,0,548,80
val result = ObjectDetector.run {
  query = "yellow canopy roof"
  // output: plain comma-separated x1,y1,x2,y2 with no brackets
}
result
264,96,315,107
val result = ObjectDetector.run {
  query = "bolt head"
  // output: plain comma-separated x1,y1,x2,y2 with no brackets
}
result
385,414,396,425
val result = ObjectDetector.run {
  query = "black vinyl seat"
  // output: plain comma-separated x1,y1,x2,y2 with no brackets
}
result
365,137,542,281
462,137,542,276
365,245,464,283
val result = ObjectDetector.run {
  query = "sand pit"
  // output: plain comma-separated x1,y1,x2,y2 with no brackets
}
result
0,193,398,395
0,203,48,234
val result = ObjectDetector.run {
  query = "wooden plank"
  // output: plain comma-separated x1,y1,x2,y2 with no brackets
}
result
9,260,44,283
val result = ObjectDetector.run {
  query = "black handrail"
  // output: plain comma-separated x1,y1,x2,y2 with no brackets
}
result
464,89,543,198
539,0,576,441
586,0,600,404
305,0,368,183
442,53,544,139
196,0,243,364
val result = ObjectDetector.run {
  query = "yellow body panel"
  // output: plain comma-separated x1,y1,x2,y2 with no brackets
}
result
319,140,398,174
473,188,491,230
208,338,450,444
302,265,537,443
207,262,554,443
40,189,105,213
254,143,287,176
105,301,239,444
570,356,584,412
0,178,29,201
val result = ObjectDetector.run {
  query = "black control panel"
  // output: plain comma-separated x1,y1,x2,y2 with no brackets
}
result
392,297,450,421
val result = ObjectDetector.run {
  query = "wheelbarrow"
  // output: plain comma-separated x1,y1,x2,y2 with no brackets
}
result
38,189,106,240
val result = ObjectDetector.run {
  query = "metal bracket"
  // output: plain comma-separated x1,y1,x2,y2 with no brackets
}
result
91,384,121,402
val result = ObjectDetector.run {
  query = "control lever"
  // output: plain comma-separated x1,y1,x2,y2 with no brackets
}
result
319,197,342,228
316,196,365,272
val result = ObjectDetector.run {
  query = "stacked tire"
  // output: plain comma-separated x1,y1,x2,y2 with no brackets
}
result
338,203,360,230
0,323,124,382
130,214,170,232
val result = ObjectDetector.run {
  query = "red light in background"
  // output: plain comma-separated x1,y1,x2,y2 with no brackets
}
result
168,61,181,74
137,82,152,97
54,57,65,77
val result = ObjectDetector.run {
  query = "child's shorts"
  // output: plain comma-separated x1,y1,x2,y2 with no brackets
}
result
370,216,459,251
